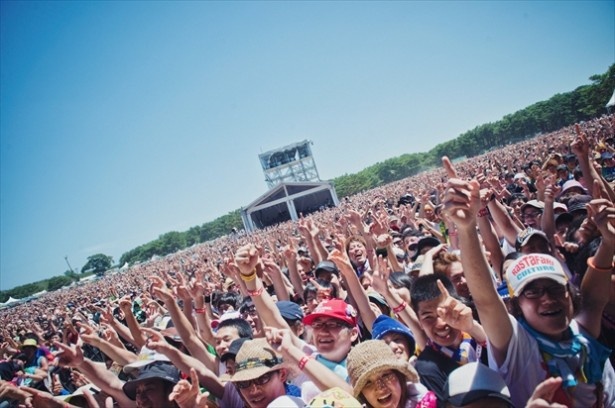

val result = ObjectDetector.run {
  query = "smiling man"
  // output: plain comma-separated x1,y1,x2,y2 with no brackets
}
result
410,274,486,404
222,338,302,408
302,298,359,381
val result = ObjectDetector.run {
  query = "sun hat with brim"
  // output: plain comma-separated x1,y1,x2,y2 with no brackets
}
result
347,340,419,398
122,362,180,400
444,362,513,407
371,315,416,355
55,384,101,403
229,338,285,383
567,194,592,214
559,180,588,197
308,387,363,408
123,346,170,373
21,339,38,348
303,299,358,327
515,228,549,251
506,253,568,298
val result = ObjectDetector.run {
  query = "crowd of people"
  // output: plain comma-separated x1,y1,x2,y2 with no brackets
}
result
1,114,614,408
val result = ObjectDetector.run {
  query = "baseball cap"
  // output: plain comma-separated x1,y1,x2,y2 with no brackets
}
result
314,260,339,279
220,337,249,363
371,315,416,355
444,362,513,407
276,301,304,322
21,339,38,348
520,200,545,212
411,236,441,261
303,299,357,327
506,253,568,297
515,228,549,251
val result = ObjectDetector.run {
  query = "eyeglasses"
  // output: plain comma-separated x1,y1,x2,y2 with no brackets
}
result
522,284,567,299
311,320,349,331
241,308,258,319
235,371,278,389
363,371,398,391
521,212,542,220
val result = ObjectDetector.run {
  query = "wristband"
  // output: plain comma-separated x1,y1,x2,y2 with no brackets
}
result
586,256,613,273
392,301,407,314
298,355,312,371
477,207,489,218
194,308,206,314
240,269,257,282
247,287,264,297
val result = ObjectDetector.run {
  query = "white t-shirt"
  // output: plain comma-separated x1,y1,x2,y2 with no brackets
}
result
488,315,614,408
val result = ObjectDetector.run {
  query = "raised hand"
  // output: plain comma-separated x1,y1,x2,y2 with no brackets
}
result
571,125,590,158
441,157,481,229
435,280,474,333
77,322,101,346
234,244,260,276
149,276,174,303
328,248,354,277
169,368,210,408
371,255,392,295
54,341,84,368
264,327,295,356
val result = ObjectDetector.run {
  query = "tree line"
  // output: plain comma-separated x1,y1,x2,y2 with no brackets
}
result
2,63,613,300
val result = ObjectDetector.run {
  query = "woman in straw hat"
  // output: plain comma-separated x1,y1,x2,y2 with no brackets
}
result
347,340,436,408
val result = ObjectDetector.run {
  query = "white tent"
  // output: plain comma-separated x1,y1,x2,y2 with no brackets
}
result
607,89,615,110
2,296,21,304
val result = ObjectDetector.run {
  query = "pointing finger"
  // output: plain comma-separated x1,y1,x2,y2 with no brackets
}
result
442,156,458,179
436,279,450,298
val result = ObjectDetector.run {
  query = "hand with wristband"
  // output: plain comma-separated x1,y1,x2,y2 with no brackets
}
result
233,244,260,281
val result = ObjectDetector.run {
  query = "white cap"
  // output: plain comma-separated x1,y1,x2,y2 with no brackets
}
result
506,254,567,297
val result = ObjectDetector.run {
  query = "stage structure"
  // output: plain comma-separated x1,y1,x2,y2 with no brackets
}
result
259,140,320,188
241,141,339,232
241,181,339,232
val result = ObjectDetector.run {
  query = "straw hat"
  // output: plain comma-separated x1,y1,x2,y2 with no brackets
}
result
347,340,419,398
229,338,284,383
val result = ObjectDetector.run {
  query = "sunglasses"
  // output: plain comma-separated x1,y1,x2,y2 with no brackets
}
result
235,370,278,389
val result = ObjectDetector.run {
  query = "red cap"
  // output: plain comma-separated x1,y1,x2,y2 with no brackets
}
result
303,299,358,327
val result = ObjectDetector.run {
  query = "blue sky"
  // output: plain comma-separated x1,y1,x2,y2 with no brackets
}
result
1,1,613,290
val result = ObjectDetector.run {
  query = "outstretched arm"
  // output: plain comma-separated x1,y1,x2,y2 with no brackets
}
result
576,183,615,338
441,157,512,366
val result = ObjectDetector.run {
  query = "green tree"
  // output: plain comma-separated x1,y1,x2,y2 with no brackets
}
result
47,275,73,291
81,253,114,276
64,269,79,281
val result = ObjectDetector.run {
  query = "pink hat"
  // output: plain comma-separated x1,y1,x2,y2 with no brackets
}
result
303,299,357,327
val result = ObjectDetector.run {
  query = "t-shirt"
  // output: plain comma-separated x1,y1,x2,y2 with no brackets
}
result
414,347,461,407
488,314,615,408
